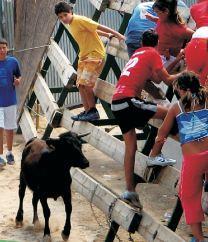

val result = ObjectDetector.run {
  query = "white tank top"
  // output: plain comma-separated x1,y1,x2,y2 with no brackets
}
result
192,26,208,39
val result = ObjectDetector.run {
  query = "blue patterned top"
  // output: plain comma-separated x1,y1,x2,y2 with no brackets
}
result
176,101,208,144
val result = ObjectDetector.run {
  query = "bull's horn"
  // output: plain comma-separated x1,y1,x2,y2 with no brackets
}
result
78,132,91,138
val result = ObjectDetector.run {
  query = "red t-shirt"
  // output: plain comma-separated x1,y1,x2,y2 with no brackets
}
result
190,1,208,28
156,20,191,56
113,47,163,100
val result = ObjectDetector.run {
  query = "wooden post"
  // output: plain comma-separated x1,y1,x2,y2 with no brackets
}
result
47,39,77,88
35,102,40,130
34,73,59,122
19,108,38,142
14,0,61,120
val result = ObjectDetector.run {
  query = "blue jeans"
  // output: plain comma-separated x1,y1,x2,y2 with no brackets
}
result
126,42,142,58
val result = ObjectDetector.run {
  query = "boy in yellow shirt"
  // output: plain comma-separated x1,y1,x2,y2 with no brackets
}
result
55,1,125,121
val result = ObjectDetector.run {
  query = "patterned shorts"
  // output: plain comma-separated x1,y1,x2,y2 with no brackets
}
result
76,57,105,87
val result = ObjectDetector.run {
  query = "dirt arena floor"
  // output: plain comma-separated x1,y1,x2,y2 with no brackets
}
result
0,121,207,242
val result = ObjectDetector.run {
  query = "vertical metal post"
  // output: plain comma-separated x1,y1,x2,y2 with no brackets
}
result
167,198,183,231
105,221,120,242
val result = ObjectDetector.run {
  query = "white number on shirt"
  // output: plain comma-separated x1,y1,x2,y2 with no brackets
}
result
121,57,139,77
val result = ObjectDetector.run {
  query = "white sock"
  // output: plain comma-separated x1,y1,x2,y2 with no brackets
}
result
7,150,13,156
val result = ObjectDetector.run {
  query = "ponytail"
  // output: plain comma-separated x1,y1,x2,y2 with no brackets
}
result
174,71,208,111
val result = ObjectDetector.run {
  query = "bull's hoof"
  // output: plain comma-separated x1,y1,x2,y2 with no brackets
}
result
15,219,23,228
42,235,51,242
33,219,41,231
61,231,69,241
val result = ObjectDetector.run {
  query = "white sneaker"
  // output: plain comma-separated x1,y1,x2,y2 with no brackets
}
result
120,191,143,209
147,154,176,167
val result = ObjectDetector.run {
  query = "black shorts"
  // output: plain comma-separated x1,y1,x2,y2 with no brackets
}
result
111,97,157,134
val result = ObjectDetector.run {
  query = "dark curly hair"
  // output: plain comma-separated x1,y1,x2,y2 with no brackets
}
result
141,29,159,47
54,1,73,15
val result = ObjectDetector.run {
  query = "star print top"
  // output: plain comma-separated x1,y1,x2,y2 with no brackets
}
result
176,101,208,145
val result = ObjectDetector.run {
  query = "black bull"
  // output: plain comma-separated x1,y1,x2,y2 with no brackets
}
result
15,131,89,241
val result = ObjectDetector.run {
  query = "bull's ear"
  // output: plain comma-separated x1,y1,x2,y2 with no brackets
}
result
46,138,60,147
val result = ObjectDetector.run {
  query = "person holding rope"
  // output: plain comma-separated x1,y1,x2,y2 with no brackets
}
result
0,38,21,167
55,1,125,122
149,72,208,242
111,29,180,208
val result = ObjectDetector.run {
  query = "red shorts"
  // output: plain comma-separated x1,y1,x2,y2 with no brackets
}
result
185,38,208,86
179,150,208,224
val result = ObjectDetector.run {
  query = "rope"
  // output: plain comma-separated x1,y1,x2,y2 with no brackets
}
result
25,105,45,118
8,44,50,53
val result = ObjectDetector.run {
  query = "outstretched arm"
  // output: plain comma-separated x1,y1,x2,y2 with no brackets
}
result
150,104,177,157
97,24,125,41
145,13,159,23
166,50,185,73
97,30,114,39
156,67,182,86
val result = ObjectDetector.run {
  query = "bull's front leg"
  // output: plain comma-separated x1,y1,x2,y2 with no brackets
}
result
61,191,72,241
15,171,26,227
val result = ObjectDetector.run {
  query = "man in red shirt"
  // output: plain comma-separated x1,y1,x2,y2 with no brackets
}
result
190,0,208,29
111,29,181,208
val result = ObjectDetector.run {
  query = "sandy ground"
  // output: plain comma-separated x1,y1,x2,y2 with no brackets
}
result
0,115,207,242
0,131,144,242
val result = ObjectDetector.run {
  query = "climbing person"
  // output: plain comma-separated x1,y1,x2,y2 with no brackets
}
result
146,0,194,57
111,29,180,208
55,1,125,122
148,71,208,242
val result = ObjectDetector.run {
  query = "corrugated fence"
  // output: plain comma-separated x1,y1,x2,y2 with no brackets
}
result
0,0,14,48
0,0,197,106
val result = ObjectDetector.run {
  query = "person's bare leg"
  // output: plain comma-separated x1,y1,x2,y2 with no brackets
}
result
190,223,204,241
152,105,168,120
0,128,3,155
83,86,96,110
78,85,90,112
5,129,13,152
149,105,168,157
123,129,137,192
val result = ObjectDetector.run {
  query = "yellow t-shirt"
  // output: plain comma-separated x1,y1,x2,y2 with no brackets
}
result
64,15,105,60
